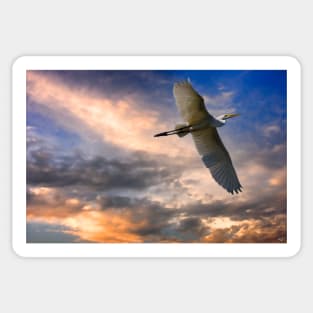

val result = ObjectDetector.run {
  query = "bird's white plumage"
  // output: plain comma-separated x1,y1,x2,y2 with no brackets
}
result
173,81,242,194
192,128,242,194
173,81,214,124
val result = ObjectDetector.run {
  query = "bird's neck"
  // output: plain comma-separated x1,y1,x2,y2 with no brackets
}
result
210,117,226,128
192,117,225,130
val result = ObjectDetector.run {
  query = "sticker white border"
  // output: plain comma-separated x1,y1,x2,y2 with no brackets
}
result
12,56,301,258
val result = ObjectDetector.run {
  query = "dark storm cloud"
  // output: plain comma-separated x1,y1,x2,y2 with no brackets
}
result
222,215,286,243
27,146,186,191
27,187,86,219
95,190,285,242
94,193,196,242
176,217,210,240
98,194,177,240
183,190,286,221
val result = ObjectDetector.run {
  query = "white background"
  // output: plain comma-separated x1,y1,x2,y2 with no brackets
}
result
1,1,311,312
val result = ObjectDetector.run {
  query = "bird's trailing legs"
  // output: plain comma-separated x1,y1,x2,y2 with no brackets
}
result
154,125,191,137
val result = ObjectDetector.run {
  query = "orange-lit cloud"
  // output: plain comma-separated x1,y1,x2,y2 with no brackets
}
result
26,70,287,244
27,187,144,243
202,215,286,243
27,71,194,158
65,210,144,243
27,184,287,243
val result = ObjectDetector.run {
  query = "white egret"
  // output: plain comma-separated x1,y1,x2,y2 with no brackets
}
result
154,81,242,194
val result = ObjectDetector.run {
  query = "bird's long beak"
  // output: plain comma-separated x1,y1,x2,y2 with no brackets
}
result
229,113,240,118
228,113,240,118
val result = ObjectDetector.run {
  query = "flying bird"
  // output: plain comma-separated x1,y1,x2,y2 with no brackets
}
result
154,81,242,194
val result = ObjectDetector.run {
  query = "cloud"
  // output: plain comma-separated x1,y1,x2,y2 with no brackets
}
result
210,215,286,243
27,221,83,243
26,182,286,243
27,71,192,158
263,124,281,137
27,187,86,220
27,71,286,194
27,145,188,191
26,114,287,243
176,217,210,241
26,70,287,243
26,188,144,243
203,91,235,107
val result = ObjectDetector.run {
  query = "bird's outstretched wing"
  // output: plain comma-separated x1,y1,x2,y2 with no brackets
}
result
191,127,242,194
173,81,214,124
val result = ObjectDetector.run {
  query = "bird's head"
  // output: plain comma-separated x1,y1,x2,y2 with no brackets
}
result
219,113,240,120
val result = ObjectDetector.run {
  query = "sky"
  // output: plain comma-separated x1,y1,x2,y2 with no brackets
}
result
26,69,287,243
